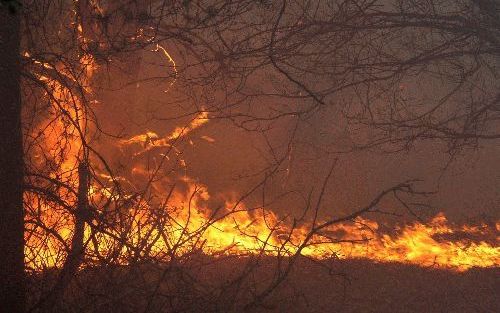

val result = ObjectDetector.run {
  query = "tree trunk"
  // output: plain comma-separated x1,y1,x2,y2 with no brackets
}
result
0,5,25,313
40,162,89,311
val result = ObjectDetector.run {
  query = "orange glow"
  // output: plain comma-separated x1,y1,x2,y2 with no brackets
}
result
121,110,209,155
23,29,499,274
25,169,499,271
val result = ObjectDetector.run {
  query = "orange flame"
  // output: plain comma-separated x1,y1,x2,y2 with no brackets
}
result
25,170,499,272
23,33,499,274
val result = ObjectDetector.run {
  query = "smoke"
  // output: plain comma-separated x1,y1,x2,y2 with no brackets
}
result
82,36,500,226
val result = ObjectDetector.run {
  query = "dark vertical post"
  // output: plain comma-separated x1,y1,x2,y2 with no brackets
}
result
0,4,25,313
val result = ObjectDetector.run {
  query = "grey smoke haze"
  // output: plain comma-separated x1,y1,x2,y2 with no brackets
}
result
91,45,499,224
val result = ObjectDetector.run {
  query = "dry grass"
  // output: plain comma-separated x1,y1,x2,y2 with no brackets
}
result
28,257,499,313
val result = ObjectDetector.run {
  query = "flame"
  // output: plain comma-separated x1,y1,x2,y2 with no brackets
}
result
24,4,98,270
23,20,499,273
120,111,209,156
25,166,500,272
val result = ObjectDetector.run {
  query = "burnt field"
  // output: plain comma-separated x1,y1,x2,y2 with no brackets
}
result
28,257,499,313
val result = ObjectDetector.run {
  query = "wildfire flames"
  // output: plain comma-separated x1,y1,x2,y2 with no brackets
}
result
23,21,499,275
24,106,500,272
25,172,500,272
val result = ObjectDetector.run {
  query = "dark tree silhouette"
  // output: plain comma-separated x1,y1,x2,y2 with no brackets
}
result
0,5,25,313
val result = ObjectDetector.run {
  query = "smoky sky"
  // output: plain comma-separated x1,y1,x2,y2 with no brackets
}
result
81,1,500,225
86,45,500,225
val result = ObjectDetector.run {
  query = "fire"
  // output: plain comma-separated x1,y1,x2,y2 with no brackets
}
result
121,110,209,155
22,14,499,274
24,7,98,270
25,164,500,271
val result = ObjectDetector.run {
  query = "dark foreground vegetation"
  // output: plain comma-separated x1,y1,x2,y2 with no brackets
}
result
28,257,499,313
